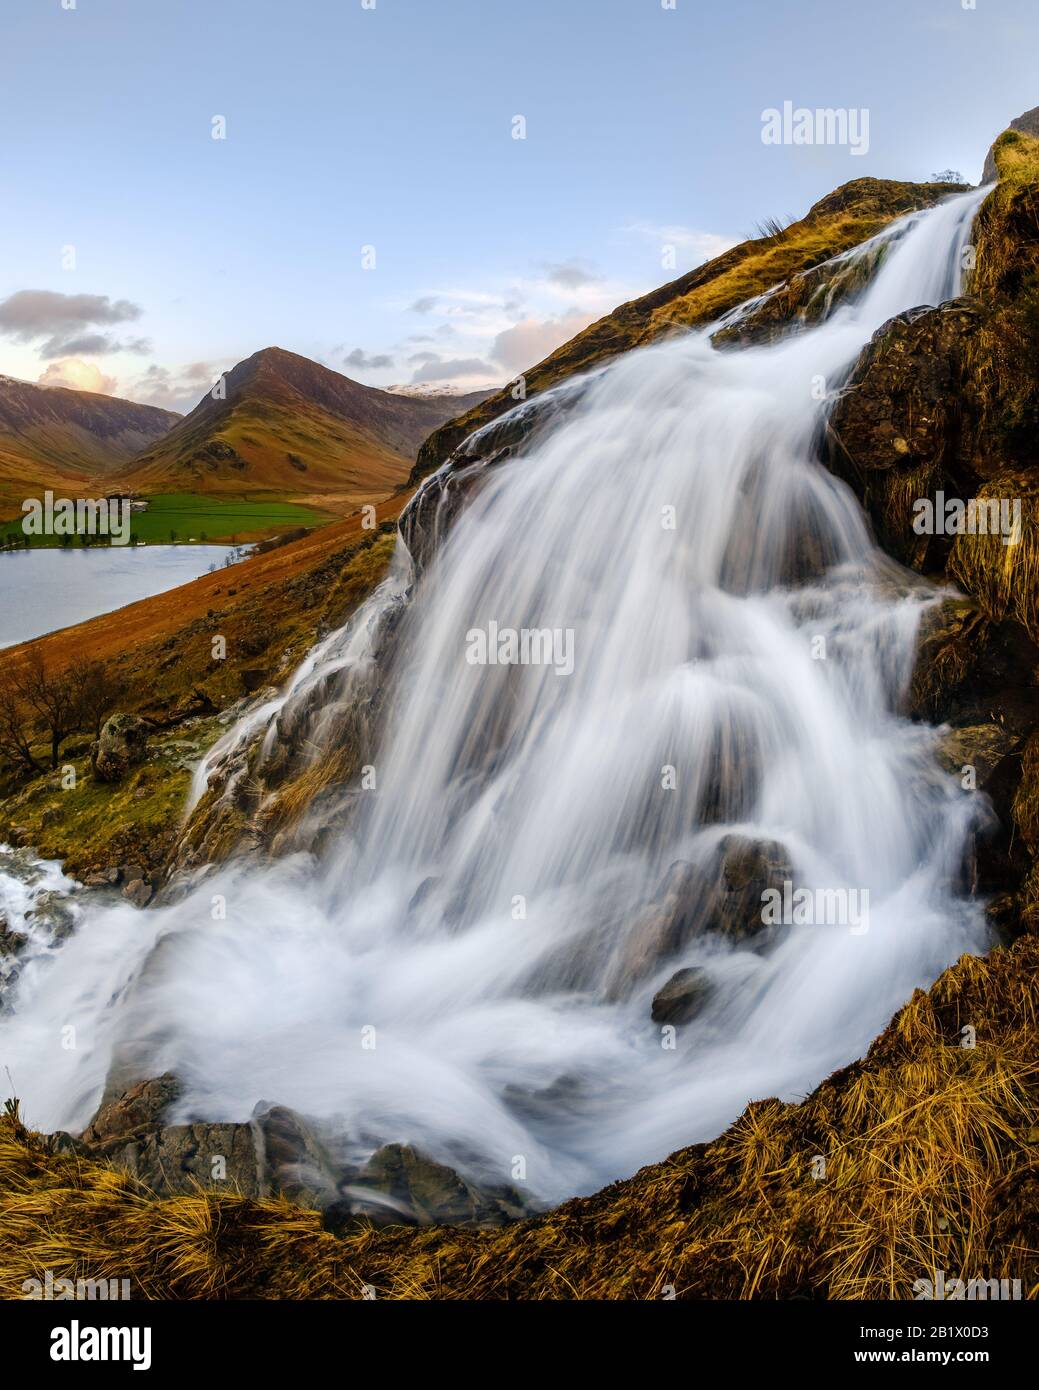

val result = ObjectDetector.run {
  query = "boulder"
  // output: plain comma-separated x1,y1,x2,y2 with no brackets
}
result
651,967,713,1025
82,1073,182,1148
122,879,153,908
93,713,152,783
608,837,791,996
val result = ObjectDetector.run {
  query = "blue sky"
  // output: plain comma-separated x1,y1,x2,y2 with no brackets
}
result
1,0,1036,411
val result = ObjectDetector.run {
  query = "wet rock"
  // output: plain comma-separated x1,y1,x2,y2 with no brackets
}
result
714,834,792,942
78,1080,347,1203
93,713,152,783
406,875,441,916
612,860,706,990
254,1105,340,1205
82,1075,261,1198
609,838,791,996
26,889,77,943
82,1074,183,1148
122,879,153,908
0,917,29,1001
651,967,713,1025
114,1121,263,1197
330,1143,528,1233
0,918,27,959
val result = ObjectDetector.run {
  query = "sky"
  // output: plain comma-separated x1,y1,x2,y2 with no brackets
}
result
1,0,1037,413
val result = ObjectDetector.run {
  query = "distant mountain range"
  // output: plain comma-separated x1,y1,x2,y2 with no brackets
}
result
0,352,491,516
0,374,179,512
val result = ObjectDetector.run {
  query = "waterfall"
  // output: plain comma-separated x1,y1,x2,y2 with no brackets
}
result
0,188,991,1203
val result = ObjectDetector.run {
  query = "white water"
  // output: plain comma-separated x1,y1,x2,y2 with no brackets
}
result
0,189,990,1202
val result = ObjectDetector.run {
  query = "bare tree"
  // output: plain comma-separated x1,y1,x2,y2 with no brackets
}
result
14,650,80,770
0,673,44,776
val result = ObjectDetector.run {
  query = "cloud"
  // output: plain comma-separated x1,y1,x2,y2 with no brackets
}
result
0,290,142,338
127,361,222,413
625,223,737,267
344,347,394,370
37,359,118,395
491,311,596,375
407,350,440,364
37,331,153,360
0,289,149,363
540,259,602,290
409,354,498,386
408,295,439,314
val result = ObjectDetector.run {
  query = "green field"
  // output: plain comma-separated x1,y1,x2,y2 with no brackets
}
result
0,492,336,549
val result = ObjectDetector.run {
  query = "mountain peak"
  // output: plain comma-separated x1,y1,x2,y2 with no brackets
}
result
118,348,491,502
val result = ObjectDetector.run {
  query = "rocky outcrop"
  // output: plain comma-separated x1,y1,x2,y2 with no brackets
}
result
92,712,152,783
829,130,1039,931
71,1077,528,1229
982,104,1039,182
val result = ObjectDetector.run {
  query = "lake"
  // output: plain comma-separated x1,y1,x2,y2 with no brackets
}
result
0,545,237,648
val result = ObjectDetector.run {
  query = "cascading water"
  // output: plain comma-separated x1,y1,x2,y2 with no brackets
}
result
0,188,991,1203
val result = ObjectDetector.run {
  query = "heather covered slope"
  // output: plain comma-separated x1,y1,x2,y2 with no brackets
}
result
120,347,486,503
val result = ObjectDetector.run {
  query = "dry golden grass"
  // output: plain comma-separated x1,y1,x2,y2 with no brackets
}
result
949,472,1039,641
2,937,1037,1300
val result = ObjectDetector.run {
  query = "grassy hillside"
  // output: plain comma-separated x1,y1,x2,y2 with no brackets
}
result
0,496,406,877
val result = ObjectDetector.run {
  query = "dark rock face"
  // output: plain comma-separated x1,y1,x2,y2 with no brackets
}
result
651,967,713,1025
93,713,152,783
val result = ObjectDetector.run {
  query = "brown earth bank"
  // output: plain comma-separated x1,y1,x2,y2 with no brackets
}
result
2,129,1039,1301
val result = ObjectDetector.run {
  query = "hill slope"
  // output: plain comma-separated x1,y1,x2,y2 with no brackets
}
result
119,348,488,503
0,375,180,514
